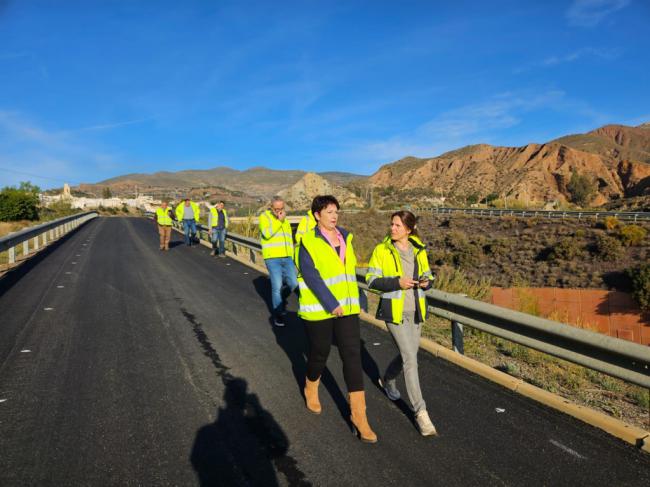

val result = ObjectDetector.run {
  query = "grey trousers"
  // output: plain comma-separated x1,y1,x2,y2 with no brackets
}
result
385,313,426,413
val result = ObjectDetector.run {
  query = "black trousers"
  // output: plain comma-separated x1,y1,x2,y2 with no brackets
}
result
304,314,364,392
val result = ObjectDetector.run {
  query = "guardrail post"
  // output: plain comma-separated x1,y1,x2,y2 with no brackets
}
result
33,236,39,251
23,240,29,255
43,231,48,246
8,246,15,264
452,320,464,354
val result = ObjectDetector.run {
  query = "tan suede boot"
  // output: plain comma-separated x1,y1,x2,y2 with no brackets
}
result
304,377,321,414
349,391,377,443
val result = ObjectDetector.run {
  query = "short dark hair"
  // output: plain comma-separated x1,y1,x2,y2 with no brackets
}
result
219,200,225,205
311,195,340,215
391,210,418,236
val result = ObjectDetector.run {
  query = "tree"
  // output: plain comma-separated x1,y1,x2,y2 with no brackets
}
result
102,187,112,199
18,181,41,194
627,264,650,311
0,182,40,221
566,171,596,207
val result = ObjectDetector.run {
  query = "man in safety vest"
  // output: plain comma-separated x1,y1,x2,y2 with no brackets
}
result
208,200,229,257
294,209,316,247
175,197,200,246
259,196,297,327
154,200,175,251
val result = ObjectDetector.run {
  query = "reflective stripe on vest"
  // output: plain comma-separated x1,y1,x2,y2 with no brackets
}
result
156,207,173,226
297,230,360,321
259,211,293,259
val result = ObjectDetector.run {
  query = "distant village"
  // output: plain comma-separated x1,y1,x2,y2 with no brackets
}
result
40,183,163,212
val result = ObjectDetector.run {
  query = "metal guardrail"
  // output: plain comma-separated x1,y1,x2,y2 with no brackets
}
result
0,212,98,265
417,207,650,222
147,214,650,389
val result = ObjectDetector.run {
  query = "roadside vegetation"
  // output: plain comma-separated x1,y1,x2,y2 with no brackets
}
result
362,276,649,431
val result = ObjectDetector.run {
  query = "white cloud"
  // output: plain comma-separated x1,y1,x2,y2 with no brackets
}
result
566,0,630,27
515,47,621,73
332,90,615,169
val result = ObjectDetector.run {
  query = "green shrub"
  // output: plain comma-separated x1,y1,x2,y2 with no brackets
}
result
617,225,647,246
626,264,650,311
548,237,583,261
432,265,491,301
567,171,596,206
0,183,40,221
452,242,483,268
593,234,623,261
484,238,513,257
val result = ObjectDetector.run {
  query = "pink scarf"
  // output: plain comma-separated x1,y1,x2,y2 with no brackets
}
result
321,227,346,262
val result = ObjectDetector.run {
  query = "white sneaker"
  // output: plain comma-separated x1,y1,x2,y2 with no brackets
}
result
415,410,437,436
381,378,401,401
273,315,286,327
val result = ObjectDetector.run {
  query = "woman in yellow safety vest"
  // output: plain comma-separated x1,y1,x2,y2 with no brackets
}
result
296,195,377,443
365,210,437,436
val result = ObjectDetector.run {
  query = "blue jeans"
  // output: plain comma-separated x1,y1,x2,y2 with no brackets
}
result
265,257,298,317
210,227,226,254
183,219,197,245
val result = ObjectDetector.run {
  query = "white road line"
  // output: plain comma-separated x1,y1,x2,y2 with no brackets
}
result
21,349,31,353
57,285,64,288
0,399,7,403
44,307,54,311
549,439,587,460
65,272,71,274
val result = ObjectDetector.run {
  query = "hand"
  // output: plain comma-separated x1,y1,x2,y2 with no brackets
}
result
399,277,418,289
332,306,344,317
208,230,212,236
419,279,429,289
276,209,286,221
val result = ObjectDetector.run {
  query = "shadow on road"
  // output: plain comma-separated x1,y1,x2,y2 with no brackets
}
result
252,275,298,318
191,378,309,487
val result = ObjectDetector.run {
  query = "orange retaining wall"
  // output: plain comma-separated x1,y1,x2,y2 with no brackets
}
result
491,288,650,346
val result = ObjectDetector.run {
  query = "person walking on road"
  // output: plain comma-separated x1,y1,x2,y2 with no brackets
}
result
154,200,175,251
259,196,297,327
175,197,200,246
208,200,229,257
366,210,437,436
296,195,377,443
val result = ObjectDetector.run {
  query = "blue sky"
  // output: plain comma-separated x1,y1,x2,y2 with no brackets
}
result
0,0,649,188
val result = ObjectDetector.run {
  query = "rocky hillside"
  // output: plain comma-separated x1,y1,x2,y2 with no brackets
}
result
369,123,650,206
83,167,366,199
278,172,365,210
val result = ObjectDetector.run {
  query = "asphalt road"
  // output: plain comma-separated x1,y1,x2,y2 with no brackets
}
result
0,217,648,486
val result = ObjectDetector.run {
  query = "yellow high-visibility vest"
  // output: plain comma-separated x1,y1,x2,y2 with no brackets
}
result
175,201,200,222
366,235,433,324
259,210,293,259
295,210,316,246
155,207,173,226
209,207,229,228
296,229,360,321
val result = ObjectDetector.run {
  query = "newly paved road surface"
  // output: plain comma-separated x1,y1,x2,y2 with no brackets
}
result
1,217,648,486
